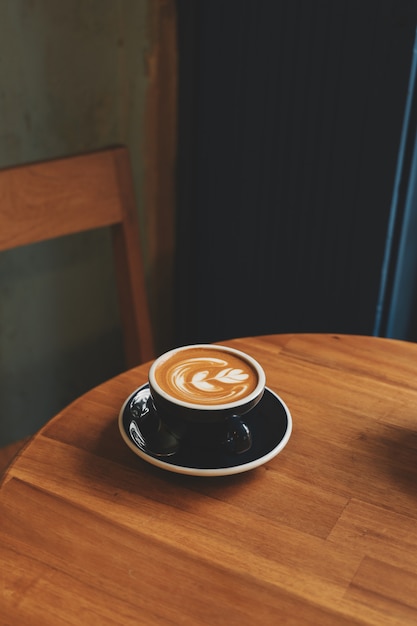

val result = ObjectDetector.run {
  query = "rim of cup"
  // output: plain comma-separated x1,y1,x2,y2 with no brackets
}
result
148,344,266,411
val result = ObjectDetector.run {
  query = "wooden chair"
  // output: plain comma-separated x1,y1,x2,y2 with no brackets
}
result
0,146,155,471
0,145,154,366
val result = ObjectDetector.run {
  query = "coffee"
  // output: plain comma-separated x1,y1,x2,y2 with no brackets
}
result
152,345,259,406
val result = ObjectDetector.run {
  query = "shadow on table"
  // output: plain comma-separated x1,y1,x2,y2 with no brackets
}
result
88,414,260,497
370,424,417,496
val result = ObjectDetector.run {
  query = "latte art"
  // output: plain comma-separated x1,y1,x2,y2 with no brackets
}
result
169,357,252,403
153,347,259,406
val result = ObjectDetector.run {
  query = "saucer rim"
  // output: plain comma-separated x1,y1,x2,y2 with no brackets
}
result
118,384,292,477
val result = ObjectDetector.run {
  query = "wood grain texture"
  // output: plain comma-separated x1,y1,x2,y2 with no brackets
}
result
0,150,122,250
1,334,417,625
0,437,29,476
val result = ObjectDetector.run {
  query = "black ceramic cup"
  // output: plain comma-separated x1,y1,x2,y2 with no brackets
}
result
148,344,266,454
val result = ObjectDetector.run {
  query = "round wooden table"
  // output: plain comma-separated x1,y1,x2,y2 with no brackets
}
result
1,334,417,625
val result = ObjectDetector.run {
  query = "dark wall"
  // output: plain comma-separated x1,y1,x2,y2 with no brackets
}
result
175,0,417,345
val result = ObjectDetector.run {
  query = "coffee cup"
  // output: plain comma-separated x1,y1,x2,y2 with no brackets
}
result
148,344,266,454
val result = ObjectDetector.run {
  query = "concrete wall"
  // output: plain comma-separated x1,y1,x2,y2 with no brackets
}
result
0,0,152,446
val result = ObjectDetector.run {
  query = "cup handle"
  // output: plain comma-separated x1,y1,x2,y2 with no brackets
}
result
224,416,252,454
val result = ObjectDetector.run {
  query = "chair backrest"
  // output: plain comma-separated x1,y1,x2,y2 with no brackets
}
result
0,145,154,367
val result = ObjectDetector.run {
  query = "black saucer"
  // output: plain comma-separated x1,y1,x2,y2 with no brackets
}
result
118,384,292,476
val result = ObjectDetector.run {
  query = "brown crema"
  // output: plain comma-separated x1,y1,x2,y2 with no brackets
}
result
153,346,259,405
